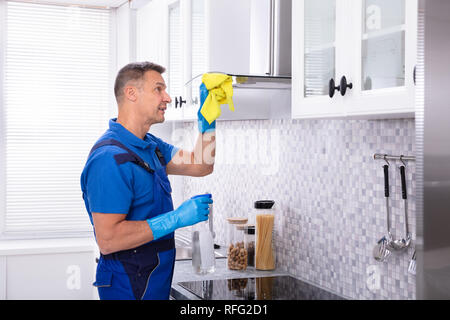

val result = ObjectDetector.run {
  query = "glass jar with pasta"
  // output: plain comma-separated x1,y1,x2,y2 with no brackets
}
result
254,200,276,270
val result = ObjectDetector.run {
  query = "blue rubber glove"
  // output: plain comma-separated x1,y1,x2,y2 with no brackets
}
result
146,195,213,240
198,83,216,133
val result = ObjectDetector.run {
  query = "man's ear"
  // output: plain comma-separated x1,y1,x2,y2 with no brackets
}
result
123,85,138,102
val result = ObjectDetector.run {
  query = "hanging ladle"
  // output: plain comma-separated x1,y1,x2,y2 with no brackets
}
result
380,156,407,252
384,156,411,251
387,157,412,251
382,160,395,245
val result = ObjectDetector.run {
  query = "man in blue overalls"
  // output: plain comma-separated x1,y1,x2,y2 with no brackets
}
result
80,62,216,300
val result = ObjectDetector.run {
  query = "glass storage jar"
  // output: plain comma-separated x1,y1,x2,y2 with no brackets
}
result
244,225,255,268
254,200,276,270
226,217,248,270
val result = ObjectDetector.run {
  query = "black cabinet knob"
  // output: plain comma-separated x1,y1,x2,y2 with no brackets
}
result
179,96,186,108
174,96,187,108
339,76,353,96
329,76,353,98
329,78,340,98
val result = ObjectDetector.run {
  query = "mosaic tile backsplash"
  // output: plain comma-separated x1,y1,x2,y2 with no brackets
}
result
178,118,416,300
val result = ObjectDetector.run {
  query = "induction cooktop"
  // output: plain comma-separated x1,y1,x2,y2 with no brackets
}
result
177,276,344,300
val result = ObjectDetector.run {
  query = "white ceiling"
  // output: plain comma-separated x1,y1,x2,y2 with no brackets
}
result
16,0,129,8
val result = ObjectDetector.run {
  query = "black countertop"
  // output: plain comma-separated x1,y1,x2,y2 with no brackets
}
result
173,275,344,300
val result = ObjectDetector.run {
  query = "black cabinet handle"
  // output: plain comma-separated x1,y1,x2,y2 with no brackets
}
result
329,76,353,98
383,164,390,198
400,165,407,200
174,96,187,108
179,96,186,108
329,78,340,98
339,76,353,96
413,66,416,86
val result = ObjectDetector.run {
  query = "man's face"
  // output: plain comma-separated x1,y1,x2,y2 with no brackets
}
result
136,70,171,124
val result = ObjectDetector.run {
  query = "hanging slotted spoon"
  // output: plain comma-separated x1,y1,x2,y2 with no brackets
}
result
373,163,393,262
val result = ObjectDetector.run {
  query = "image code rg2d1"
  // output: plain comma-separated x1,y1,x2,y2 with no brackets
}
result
178,304,268,318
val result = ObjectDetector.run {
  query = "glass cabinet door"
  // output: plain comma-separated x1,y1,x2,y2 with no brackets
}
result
361,0,405,91
348,0,416,117
293,0,343,118
303,0,336,98
293,0,416,119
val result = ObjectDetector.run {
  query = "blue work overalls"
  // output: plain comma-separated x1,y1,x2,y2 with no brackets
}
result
84,138,176,300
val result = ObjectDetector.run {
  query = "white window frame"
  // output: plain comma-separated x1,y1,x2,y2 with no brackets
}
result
0,0,120,240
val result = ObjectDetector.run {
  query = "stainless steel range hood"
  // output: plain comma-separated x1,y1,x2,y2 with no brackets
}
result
197,0,292,89
186,72,291,90
242,0,292,87
183,0,292,121
228,74,291,90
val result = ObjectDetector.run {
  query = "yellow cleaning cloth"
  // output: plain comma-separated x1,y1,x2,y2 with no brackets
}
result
200,73,234,125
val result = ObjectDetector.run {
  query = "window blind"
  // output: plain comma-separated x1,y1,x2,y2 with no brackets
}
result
3,1,112,238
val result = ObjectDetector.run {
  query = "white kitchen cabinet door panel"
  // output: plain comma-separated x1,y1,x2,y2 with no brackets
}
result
6,251,95,300
292,0,347,118
346,0,417,117
136,0,182,121
292,0,417,120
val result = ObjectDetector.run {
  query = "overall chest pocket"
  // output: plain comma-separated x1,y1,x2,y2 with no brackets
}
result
132,167,155,204
154,166,172,195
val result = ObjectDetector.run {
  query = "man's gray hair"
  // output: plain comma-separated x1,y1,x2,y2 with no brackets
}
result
114,61,166,103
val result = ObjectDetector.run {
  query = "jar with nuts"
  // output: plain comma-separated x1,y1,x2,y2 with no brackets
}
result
226,217,248,270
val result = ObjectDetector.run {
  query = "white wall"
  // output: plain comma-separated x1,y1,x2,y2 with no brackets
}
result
0,239,98,300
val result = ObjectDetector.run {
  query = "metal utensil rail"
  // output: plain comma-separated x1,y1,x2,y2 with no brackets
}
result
372,153,416,271
373,154,415,162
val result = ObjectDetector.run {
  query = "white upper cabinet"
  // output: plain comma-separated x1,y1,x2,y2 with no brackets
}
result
136,0,199,121
292,0,343,118
292,0,418,119
167,0,185,120
164,0,209,121
347,0,417,117
136,0,179,120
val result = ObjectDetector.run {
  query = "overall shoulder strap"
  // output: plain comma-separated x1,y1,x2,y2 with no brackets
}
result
154,147,167,166
89,139,154,174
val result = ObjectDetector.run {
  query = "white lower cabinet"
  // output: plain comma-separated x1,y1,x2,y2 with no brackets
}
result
0,240,97,300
